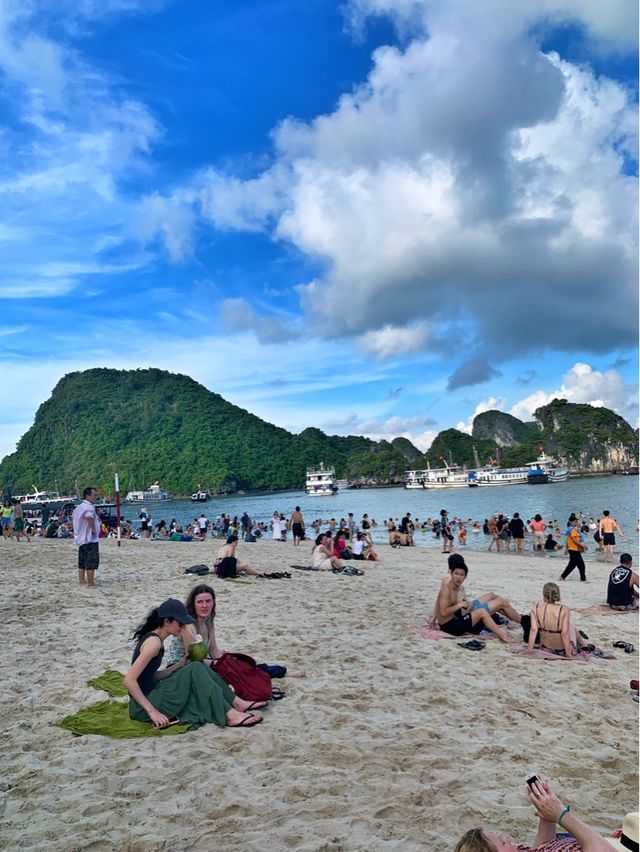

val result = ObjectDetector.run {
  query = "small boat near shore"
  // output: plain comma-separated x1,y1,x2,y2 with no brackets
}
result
306,463,338,496
191,490,209,502
125,481,172,502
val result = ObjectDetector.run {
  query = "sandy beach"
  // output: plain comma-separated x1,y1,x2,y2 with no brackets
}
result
1,536,637,851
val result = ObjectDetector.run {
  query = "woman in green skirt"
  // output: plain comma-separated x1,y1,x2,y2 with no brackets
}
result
124,598,265,728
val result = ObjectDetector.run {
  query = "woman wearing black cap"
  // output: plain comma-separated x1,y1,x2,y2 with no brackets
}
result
124,598,265,729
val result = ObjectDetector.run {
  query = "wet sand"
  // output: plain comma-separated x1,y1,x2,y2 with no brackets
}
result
1,537,637,850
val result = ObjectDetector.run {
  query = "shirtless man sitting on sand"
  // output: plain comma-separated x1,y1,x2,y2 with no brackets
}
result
215,535,262,577
434,554,519,643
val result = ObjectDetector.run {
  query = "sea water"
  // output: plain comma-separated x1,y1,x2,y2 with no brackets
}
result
122,474,639,561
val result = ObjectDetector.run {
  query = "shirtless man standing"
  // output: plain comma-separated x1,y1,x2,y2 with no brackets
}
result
434,555,518,642
599,510,623,562
291,506,305,546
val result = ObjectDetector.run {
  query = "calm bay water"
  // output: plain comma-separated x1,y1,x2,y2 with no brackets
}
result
124,475,639,561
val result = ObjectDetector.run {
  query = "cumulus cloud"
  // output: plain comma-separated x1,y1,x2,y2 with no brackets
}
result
509,362,638,425
357,322,432,359
447,357,501,390
183,0,637,363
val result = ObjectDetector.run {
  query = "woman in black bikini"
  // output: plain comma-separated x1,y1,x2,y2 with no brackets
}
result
527,582,583,657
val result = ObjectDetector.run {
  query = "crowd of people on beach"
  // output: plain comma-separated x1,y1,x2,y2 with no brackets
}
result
9,480,635,849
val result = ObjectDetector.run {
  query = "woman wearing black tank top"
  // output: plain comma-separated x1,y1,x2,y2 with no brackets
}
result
124,598,265,729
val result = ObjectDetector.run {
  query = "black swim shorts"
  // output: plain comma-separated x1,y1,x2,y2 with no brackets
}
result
78,541,100,571
439,613,483,637
603,533,615,545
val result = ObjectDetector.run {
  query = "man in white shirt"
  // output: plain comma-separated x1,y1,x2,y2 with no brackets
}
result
72,487,100,586
197,514,209,537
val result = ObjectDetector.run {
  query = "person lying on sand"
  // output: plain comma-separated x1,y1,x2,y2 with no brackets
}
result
215,535,262,577
434,556,518,643
455,776,636,851
528,582,585,657
124,598,265,729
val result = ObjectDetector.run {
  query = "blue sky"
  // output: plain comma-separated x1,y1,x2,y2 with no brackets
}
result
0,0,638,461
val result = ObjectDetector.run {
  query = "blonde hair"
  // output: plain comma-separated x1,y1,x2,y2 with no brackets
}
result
455,829,496,852
543,582,561,604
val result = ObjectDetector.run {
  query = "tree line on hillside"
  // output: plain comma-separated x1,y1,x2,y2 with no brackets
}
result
0,369,636,495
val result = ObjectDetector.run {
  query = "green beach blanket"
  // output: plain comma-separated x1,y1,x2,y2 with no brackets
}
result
58,699,191,738
56,670,192,738
86,669,128,697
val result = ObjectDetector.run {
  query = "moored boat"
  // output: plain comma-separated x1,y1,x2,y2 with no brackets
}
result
472,467,529,487
525,451,568,483
305,463,338,496
404,462,472,489
16,487,78,511
125,481,172,502
191,490,209,502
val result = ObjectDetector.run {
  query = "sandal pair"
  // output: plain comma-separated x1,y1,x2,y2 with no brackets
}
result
613,641,635,653
457,639,486,651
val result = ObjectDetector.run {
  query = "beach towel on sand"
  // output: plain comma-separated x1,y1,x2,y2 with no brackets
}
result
57,699,192,738
412,623,504,641
573,604,638,616
508,646,616,662
86,669,129,696
56,670,192,738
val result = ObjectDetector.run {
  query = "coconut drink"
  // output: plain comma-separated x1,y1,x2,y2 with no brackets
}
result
188,634,209,662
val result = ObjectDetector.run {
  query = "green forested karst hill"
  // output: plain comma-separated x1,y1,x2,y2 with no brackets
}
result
0,368,408,493
1,370,636,496
408,402,636,472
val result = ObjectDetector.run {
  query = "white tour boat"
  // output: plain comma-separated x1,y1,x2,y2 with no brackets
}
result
124,481,172,502
305,463,338,496
404,462,472,489
525,452,569,484
470,466,529,487
191,490,209,502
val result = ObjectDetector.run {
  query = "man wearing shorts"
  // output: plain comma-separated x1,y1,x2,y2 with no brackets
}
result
291,506,305,546
72,487,100,586
434,555,518,643
599,510,623,562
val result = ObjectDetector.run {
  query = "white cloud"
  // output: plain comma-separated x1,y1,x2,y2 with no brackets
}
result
182,0,637,361
0,3,162,300
509,363,638,425
357,322,432,359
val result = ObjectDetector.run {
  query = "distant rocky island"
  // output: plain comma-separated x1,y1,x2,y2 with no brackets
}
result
0,368,636,495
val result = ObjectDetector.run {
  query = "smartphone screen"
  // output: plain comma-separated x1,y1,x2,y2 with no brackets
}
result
167,716,181,726
525,773,539,788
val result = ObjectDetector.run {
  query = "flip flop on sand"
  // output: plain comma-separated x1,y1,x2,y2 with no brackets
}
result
613,641,635,653
244,701,268,711
228,713,263,728
457,640,486,650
